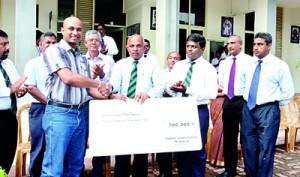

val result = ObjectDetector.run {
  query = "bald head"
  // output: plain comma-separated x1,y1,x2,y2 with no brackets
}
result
126,34,145,60
61,16,83,48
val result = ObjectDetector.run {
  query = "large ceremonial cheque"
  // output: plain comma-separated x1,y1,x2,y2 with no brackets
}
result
89,97,202,156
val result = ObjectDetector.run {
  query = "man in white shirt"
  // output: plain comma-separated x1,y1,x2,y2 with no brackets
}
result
167,33,217,177
109,34,163,177
23,32,56,177
83,29,115,177
0,29,27,174
241,32,294,177
97,23,119,62
217,35,253,177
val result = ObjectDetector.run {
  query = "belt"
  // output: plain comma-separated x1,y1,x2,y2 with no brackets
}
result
48,100,85,110
254,101,279,109
227,95,243,101
197,104,208,109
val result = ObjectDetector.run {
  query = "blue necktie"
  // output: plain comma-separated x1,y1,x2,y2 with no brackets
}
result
247,60,262,110
101,38,105,48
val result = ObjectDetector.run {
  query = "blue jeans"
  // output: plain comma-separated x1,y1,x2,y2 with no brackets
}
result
29,103,46,177
41,104,87,177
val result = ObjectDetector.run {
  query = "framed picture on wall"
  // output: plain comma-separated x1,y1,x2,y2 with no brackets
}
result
221,17,233,37
150,7,156,30
290,25,300,44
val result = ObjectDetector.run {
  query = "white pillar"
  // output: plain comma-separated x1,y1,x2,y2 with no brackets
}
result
266,0,276,55
15,0,36,74
156,0,179,69
254,0,276,54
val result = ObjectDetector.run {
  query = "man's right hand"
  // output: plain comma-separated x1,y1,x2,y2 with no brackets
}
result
100,45,108,55
10,76,27,94
98,81,112,97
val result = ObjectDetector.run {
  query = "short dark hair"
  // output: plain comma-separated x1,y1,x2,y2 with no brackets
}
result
97,23,106,30
0,29,8,38
254,32,272,45
36,30,43,40
186,33,206,48
40,32,57,42
144,39,150,45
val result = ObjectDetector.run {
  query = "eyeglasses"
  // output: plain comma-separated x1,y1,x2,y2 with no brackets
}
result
0,42,9,47
87,39,100,43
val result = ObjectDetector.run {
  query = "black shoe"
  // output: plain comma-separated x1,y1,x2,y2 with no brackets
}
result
216,171,236,177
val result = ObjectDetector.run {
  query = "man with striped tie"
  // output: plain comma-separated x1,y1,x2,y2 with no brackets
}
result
0,29,27,174
167,33,218,177
109,34,164,177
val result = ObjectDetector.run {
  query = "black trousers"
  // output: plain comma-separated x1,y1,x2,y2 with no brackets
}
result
222,96,244,175
114,154,148,177
0,109,18,174
157,152,173,177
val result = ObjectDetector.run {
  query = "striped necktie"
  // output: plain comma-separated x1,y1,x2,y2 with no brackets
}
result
182,61,196,97
247,60,263,110
127,60,138,99
0,62,17,114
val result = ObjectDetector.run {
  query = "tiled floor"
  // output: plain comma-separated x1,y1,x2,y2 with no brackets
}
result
8,134,300,177
9,99,300,177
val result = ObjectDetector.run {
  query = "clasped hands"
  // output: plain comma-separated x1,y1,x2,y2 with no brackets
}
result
91,63,105,79
97,81,112,97
169,80,187,93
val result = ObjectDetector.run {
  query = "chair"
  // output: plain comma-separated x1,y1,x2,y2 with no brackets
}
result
15,103,31,177
289,96,300,151
279,104,291,152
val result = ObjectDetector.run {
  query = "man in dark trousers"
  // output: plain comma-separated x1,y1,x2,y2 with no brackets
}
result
217,35,252,177
241,32,294,177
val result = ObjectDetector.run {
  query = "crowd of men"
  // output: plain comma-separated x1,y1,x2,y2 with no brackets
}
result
0,15,294,177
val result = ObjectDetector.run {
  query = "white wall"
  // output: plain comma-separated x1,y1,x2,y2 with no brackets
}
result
37,0,58,34
0,0,16,63
282,7,300,93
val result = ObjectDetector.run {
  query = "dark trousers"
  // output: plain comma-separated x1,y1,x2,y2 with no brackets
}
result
114,154,148,177
91,156,105,177
0,109,18,174
222,96,244,175
176,105,209,177
29,103,46,177
157,152,172,177
241,102,280,177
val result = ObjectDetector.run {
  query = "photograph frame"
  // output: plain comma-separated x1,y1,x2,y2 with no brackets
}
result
150,7,156,30
221,17,233,37
290,25,300,44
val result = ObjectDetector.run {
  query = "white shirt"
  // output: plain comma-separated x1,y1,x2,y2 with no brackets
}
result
167,56,218,105
242,54,294,106
110,56,164,98
23,55,46,103
85,52,115,82
99,35,119,60
0,59,20,110
211,57,219,73
218,52,253,96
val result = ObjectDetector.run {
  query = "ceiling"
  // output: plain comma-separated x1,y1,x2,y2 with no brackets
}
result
277,0,300,8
